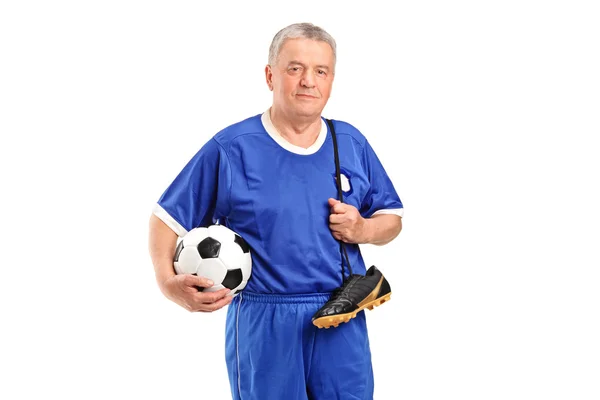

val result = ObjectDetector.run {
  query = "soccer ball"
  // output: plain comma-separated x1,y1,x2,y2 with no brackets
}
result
173,224,252,296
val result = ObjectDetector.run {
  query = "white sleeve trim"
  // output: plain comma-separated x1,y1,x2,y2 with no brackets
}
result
372,208,404,218
153,204,189,237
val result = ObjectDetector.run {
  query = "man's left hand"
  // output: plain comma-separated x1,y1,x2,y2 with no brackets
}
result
328,198,369,244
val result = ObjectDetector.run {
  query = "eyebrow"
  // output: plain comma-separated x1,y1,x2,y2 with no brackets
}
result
288,60,330,70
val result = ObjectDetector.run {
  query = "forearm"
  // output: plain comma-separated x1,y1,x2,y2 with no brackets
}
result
148,214,179,288
362,214,402,246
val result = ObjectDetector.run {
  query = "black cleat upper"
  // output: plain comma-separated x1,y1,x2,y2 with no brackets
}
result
312,266,390,320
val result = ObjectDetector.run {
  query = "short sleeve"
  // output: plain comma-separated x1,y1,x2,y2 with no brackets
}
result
359,140,404,219
153,138,232,237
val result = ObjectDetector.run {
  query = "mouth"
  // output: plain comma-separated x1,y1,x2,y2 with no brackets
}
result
296,94,318,99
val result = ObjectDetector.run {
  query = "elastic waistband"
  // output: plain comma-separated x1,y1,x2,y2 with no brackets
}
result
238,292,331,304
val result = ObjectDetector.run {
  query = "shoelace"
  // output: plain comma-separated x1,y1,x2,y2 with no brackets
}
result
326,118,354,284
330,274,362,300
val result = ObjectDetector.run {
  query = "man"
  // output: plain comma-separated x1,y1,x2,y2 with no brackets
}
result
149,22,403,400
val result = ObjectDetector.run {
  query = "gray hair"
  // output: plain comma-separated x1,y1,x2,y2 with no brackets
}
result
268,22,337,70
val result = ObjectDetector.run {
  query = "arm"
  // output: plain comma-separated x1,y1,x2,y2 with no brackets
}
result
149,214,179,287
362,213,402,246
148,214,232,312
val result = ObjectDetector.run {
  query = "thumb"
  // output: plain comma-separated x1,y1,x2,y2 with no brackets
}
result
328,198,340,207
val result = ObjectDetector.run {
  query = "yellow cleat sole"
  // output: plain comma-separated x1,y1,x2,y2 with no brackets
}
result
312,292,392,329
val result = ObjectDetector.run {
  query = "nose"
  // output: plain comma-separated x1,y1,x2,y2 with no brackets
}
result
300,69,316,88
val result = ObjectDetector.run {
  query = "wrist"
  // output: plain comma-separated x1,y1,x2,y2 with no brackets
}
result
156,266,176,289
361,217,374,244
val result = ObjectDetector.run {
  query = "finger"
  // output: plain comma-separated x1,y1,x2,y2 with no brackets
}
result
197,287,231,304
328,198,340,207
332,232,343,241
329,214,344,224
198,295,233,313
179,274,203,293
186,274,214,289
331,202,349,214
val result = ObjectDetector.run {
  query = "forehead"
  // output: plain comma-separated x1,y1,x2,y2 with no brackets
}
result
277,38,334,67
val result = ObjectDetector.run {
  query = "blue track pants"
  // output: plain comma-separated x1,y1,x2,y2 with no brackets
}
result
225,292,374,400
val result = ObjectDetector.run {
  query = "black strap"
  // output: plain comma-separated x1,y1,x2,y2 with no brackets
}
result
326,118,353,280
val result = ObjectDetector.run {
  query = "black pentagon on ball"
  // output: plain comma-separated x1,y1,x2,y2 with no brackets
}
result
173,240,184,262
197,237,221,258
234,234,250,253
221,269,243,290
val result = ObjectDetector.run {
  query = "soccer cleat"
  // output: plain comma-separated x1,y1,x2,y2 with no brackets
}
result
312,265,392,329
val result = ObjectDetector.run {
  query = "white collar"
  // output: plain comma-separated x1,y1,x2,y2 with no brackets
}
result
261,108,327,155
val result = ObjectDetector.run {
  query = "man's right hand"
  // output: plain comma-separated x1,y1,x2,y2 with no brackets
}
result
160,274,233,312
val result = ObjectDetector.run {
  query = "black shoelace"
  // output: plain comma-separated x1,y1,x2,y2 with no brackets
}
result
326,118,354,283
330,274,361,300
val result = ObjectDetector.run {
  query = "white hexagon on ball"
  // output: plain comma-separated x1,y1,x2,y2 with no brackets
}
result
174,246,201,275
196,258,228,291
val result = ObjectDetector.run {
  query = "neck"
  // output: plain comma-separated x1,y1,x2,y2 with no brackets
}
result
269,106,322,149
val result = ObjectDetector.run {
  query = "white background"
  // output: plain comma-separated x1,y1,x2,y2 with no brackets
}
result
1,1,599,399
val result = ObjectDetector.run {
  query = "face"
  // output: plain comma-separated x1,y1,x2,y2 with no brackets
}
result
265,38,335,120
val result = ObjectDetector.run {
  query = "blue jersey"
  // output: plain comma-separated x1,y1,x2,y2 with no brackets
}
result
154,110,403,294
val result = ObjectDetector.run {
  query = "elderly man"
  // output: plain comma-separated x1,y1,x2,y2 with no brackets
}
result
149,22,403,400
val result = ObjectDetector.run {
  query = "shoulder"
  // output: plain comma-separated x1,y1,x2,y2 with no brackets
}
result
212,113,265,151
326,118,368,149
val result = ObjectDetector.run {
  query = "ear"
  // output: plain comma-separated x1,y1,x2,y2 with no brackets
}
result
265,65,273,91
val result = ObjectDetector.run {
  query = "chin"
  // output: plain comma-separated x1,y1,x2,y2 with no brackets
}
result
292,103,323,118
